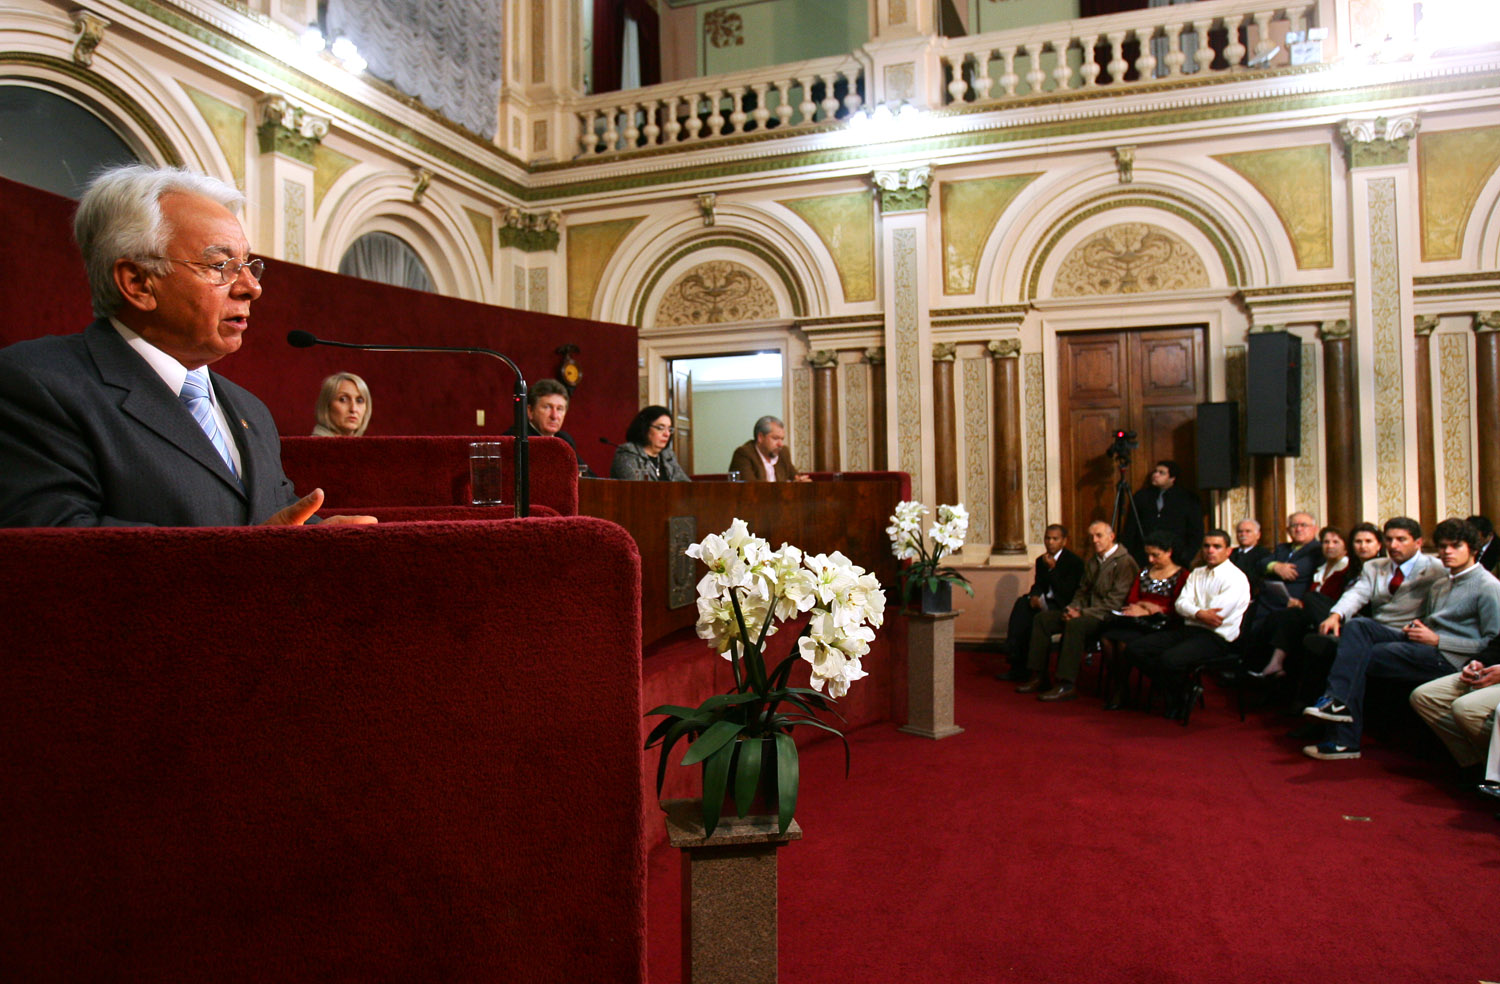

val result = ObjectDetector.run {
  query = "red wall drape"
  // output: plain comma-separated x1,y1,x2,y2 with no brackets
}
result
591,0,660,93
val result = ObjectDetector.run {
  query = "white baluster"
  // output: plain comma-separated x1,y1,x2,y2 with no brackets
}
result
1052,38,1074,90
601,110,619,153
1106,31,1128,84
751,83,771,129
1163,22,1186,76
1080,35,1102,87
642,100,660,145
948,55,971,104
999,46,1020,96
622,103,640,147
842,69,863,113
664,96,682,142
705,89,725,135
684,95,704,140
728,86,748,133
797,76,817,123
819,74,840,118
1134,28,1158,79
1223,13,1247,67
579,110,598,155
1251,11,1274,65
1023,42,1045,94
973,48,995,99
1193,19,1216,74
1290,4,1310,40
774,80,794,126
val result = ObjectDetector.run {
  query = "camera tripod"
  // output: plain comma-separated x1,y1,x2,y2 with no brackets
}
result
1108,454,1149,549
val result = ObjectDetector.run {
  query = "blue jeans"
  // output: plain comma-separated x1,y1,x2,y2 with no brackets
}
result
1324,618,1456,747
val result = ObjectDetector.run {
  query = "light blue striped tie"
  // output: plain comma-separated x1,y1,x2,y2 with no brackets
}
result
180,369,240,483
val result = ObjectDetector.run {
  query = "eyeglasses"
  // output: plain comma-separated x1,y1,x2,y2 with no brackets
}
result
649,423,674,434
157,256,266,286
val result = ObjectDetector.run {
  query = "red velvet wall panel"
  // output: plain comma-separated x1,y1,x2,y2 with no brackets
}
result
0,176,637,478
0,518,646,982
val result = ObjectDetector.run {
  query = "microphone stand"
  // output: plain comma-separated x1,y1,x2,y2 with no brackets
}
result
288,333,530,516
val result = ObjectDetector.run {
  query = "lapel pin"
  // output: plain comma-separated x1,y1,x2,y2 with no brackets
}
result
240,418,249,428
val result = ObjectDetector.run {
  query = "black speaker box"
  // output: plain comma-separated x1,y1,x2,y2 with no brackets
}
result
1245,331,1301,456
1195,401,1239,489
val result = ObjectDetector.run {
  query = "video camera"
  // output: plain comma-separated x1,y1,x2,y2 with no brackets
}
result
1107,428,1138,464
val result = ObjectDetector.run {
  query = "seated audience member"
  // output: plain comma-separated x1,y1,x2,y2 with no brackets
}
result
611,405,690,481
1247,512,1320,628
1347,521,1385,566
1472,515,1500,572
1303,518,1500,760
0,164,370,528
1125,460,1202,567
1000,524,1085,681
1099,530,1189,699
1409,632,1500,779
1110,530,1250,715
727,415,811,482
1250,525,1356,679
1231,518,1271,586
509,378,578,452
311,371,371,436
1018,520,1136,702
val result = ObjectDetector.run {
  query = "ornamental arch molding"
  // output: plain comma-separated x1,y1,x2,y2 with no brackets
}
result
315,168,486,302
592,203,827,329
979,159,1281,304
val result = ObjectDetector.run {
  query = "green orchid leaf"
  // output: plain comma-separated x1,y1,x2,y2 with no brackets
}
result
767,652,800,692
733,738,763,817
773,731,799,835
679,719,746,767
698,691,762,712
644,703,702,719
700,741,734,836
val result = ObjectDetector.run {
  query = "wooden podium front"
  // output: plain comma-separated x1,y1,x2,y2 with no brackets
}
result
579,474,905,649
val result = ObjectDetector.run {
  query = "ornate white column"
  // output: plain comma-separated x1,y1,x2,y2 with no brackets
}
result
874,166,935,504
254,93,329,264
1340,114,1419,523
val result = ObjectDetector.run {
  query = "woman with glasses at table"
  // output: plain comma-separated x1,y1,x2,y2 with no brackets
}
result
610,405,690,481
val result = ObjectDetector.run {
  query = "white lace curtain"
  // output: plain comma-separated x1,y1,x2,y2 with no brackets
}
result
338,232,435,294
325,0,503,139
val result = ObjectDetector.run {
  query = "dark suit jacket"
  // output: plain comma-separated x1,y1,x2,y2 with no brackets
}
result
1479,536,1500,574
1126,483,1202,566
728,439,798,482
1231,545,1271,586
1028,548,1085,609
507,420,578,453
0,320,302,527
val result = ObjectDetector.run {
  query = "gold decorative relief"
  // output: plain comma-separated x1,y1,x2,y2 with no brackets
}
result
528,268,548,313
941,174,1041,294
893,227,922,484
1296,342,1319,515
1439,333,1473,517
1023,353,1046,545
1224,345,1249,523
465,207,495,270
312,144,357,210
779,192,876,302
566,217,643,318
283,179,305,263
792,367,812,467
1213,145,1334,269
889,0,909,25
1052,223,1209,296
845,361,870,472
655,260,778,326
963,357,992,546
182,85,247,190
514,267,527,310
884,62,915,103
1419,127,1500,262
1368,178,1405,520
705,9,745,48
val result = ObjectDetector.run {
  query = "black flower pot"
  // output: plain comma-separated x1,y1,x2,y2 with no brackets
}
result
920,581,952,614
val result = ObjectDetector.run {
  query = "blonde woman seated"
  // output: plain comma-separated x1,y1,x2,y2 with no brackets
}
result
312,372,372,437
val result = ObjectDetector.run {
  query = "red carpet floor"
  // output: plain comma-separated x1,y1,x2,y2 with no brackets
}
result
646,649,1500,983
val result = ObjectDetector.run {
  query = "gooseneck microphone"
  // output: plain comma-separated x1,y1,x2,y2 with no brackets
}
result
287,331,531,517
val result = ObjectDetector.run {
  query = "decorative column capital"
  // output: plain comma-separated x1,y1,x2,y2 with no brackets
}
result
932,342,957,362
498,206,562,252
1413,314,1439,337
256,93,329,164
1475,312,1500,334
807,349,839,368
1339,114,1419,169
697,192,716,227
411,167,433,205
863,346,885,366
986,338,1022,359
872,165,932,213
71,9,109,67
1112,145,1135,184
1318,319,1351,340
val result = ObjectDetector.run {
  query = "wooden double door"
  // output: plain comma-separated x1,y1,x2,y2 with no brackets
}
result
1057,325,1207,547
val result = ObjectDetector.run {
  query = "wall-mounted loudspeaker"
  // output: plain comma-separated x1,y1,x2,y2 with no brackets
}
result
1195,402,1239,489
1245,331,1301,456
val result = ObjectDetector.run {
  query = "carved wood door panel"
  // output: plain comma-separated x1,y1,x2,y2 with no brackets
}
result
1057,326,1205,546
670,366,693,472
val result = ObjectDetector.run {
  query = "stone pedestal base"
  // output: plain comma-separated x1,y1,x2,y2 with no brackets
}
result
899,610,964,739
664,798,803,984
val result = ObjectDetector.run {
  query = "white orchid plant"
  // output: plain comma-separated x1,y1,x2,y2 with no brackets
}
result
886,500,974,603
645,518,885,836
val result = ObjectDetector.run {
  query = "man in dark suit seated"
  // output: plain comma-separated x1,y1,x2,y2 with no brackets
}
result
1249,512,1320,622
727,415,811,482
508,378,578,452
0,164,372,529
1471,515,1499,573
1125,460,1201,567
1000,523,1085,681
1231,517,1271,588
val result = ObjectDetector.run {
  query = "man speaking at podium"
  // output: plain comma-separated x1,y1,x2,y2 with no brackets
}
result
0,165,371,528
